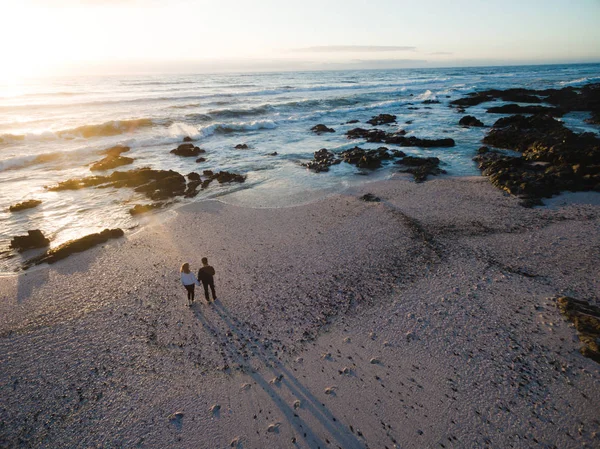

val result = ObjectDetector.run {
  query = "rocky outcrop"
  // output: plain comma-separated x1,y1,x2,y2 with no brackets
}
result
556,297,600,363
235,144,249,149
303,147,405,172
170,143,206,157
10,230,50,252
90,152,134,171
395,156,446,182
346,128,454,147
360,193,380,202
422,99,440,104
459,116,484,127
47,167,244,202
474,114,600,203
311,124,335,134
183,136,194,142
451,83,600,114
196,157,207,163
486,104,564,116
24,229,124,268
9,200,42,212
366,114,396,126
346,119,360,124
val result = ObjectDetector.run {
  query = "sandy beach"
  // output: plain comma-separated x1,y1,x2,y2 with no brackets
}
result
1,175,599,448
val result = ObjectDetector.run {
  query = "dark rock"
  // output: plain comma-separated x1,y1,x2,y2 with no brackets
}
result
10,230,50,252
129,203,165,215
585,111,600,125
9,200,42,212
196,157,207,163
183,136,193,142
90,154,134,171
24,229,124,268
347,127,453,147
203,170,214,177
395,156,446,182
459,115,484,127
556,296,600,363
170,143,205,157
235,144,249,149
267,152,278,156
213,171,246,184
450,93,495,107
311,124,335,134
185,180,202,197
302,149,338,172
101,145,130,157
347,128,390,142
422,99,440,104
477,146,490,154
187,172,201,181
346,119,360,124
366,114,396,126
360,193,380,202
486,104,564,116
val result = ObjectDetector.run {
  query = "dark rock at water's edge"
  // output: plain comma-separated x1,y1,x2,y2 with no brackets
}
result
311,124,335,134
235,143,249,149
90,152,134,171
347,127,455,147
486,104,565,117
267,152,278,156
302,149,339,173
24,228,124,269
187,172,201,181
302,147,405,173
9,199,42,212
474,113,600,202
366,114,396,126
129,203,166,215
360,193,381,202
183,136,194,142
422,99,440,104
586,111,600,125
459,115,484,127
47,167,245,201
394,156,446,182
346,119,360,124
10,230,50,252
556,296,600,363
196,157,207,163
170,143,206,157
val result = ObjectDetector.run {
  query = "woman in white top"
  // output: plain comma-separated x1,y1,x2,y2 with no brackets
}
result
180,263,198,306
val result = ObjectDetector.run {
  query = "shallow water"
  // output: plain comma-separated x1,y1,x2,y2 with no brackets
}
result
1,63,599,272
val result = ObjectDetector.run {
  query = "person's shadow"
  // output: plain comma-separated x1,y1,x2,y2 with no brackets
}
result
193,300,366,449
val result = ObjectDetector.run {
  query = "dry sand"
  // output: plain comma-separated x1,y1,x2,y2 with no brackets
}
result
1,175,599,448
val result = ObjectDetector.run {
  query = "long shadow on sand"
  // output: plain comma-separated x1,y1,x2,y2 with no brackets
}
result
193,300,365,449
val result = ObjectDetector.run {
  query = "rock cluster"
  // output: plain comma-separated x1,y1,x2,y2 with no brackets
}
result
347,128,455,147
10,230,50,252
9,200,42,212
556,296,600,363
235,144,249,149
47,167,245,201
310,124,335,134
24,229,124,268
366,114,397,126
90,145,134,171
395,156,446,182
458,116,484,127
170,143,206,157
129,203,165,215
474,114,600,203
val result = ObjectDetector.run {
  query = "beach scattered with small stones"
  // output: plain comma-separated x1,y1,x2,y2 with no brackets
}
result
1,175,599,448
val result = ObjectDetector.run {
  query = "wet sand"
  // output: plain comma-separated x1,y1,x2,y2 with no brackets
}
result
1,175,599,448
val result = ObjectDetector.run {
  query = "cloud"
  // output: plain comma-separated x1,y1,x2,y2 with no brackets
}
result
291,45,416,53
429,51,453,56
319,59,428,69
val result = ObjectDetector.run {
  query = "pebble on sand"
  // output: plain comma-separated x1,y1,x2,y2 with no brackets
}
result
267,423,281,433
210,404,221,414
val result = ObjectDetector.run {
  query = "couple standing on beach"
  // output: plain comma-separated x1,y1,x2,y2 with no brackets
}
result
180,257,217,306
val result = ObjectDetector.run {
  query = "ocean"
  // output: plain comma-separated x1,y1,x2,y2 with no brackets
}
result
1,63,599,272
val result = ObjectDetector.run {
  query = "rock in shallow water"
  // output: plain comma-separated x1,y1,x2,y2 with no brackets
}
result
10,230,50,252
9,199,42,212
24,228,124,269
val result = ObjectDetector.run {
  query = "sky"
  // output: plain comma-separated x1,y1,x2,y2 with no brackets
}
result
1,0,600,78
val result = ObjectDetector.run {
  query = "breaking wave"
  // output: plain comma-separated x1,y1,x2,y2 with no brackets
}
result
198,120,277,138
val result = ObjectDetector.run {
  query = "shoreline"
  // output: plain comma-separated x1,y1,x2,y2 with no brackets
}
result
1,175,599,448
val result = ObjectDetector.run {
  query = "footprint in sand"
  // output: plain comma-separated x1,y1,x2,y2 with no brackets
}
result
293,399,301,409
210,404,221,415
267,422,281,433
269,374,284,385
325,386,337,395
240,383,252,391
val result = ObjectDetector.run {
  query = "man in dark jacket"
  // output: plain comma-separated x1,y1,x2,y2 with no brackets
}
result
197,257,217,302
